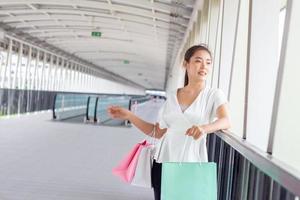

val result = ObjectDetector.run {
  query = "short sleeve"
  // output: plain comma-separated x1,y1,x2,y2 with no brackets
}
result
212,89,228,117
156,101,168,129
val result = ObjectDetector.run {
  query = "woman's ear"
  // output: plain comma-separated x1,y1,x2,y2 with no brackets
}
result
183,60,188,69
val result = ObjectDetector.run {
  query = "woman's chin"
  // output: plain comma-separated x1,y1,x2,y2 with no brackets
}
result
197,76,207,81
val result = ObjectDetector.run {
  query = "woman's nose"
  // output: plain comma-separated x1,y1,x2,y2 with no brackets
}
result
200,63,206,69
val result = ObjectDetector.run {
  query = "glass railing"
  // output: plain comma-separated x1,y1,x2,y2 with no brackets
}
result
52,93,89,120
52,93,150,126
130,95,151,105
95,96,131,125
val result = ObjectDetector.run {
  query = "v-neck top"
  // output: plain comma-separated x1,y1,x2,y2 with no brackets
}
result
154,86,227,163
179,104,189,112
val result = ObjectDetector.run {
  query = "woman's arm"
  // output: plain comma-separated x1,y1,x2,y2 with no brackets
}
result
202,103,231,134
107,106,167,138
128,113,167,139
186,104,231,140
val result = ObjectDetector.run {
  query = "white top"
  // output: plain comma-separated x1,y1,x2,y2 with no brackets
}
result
154,86,227,163
179,104,189,112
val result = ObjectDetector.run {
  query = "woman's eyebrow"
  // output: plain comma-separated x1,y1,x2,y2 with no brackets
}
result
194,56,211,61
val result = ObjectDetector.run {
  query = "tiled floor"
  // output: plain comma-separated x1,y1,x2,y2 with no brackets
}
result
0,100,164,200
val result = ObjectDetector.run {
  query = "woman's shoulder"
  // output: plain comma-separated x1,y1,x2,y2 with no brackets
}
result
204,87,226,100
206,86,225,94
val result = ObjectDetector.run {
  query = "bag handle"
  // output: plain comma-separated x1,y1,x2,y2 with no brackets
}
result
143,124,157,145
179,135,205,165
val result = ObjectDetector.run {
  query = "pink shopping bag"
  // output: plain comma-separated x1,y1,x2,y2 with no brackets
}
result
112,140,151,183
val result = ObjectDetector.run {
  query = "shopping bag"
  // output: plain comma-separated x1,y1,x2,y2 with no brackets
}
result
131,144,155,188
112,140,150,183
161,162,217,200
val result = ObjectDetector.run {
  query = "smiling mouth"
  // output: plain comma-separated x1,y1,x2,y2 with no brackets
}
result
198,72,206,76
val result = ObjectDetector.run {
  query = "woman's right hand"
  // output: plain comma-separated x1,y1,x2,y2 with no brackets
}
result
107,105,131,120
154,122,167,138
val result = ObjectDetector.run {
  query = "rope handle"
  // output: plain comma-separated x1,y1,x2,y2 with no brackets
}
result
179,134,206,165
143,124,157,145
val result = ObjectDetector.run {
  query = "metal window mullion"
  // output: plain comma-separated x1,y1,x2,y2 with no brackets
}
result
47,54,54,91
69,62,74,91
206,0,212,44
31,50,39,90
61,59,66,91
67,62,72,91
87,69,89,89
243,0,253,140
39,52,47,90
240,158,250,200
2,39,12,88
70,63,75,91
18,44,24,90
86,68,90,89
211,0,223,88
74,64,79,91
217,139,225,198
13,43,23,89
228,0,241,101
22,46,31,90
62,61,67,91
217,0,226,88
57,58,63,91
85,67,88,87
60,60,65,91
52,56,58,91
78,66,83,90
65,61,71,91
69,62,73,91
45,54,50,91
267,0,293,154
225,147,235,200
91,71,94,90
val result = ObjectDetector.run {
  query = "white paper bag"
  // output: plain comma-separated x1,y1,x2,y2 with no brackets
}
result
131,144,155,188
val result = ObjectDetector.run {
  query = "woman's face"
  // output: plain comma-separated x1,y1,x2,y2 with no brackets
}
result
185,50,212,82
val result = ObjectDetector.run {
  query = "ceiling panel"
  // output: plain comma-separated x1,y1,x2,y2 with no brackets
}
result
0,0,195,90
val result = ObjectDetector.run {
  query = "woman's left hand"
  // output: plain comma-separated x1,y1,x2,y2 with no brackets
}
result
185,125,206,140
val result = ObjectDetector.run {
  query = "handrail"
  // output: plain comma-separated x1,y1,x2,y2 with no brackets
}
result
85,96,91,121
94,97,99,122
52,93,57,119
215,130,300,197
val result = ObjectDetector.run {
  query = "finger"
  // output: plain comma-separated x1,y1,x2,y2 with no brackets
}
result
185,128,190,135
186,128,193,136
193,131,200,140
190,127,196,136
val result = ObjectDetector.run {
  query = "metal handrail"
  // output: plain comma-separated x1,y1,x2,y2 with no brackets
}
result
215,130,300,197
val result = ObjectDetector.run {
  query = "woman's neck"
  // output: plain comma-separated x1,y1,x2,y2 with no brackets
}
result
185,80,206,91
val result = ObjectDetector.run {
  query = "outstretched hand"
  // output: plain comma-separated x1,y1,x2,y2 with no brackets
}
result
107,105,131,120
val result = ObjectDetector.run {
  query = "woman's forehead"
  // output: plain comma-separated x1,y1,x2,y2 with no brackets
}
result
192,50,211,59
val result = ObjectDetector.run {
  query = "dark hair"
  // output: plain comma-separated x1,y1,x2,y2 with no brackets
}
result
184,44,212,86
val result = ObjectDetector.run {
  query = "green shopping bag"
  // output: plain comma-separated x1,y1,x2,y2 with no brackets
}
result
161,162,217,200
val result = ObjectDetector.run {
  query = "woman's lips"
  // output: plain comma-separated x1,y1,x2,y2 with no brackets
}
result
198,71,206,75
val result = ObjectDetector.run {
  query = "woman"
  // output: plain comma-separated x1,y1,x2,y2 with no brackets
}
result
107,44,231,200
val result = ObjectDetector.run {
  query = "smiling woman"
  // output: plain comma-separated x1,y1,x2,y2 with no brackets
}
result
107,44,231,200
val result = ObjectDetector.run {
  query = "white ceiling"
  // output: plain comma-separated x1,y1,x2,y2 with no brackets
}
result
0,0,195,90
